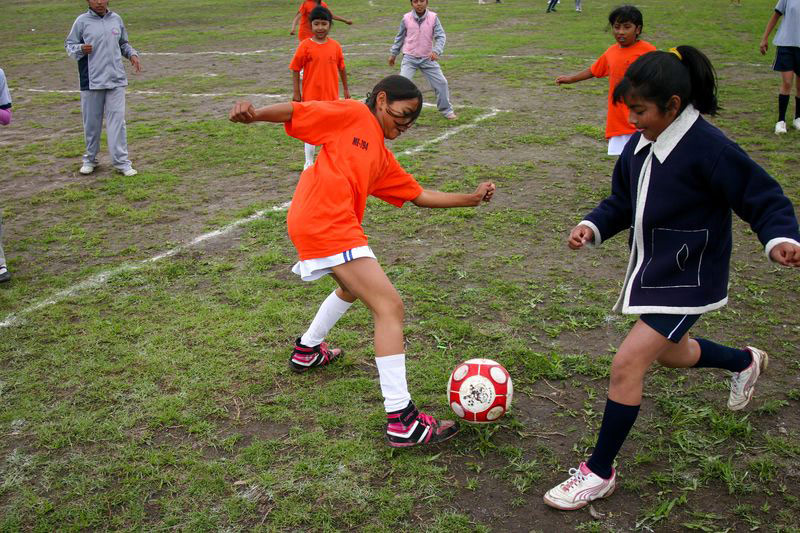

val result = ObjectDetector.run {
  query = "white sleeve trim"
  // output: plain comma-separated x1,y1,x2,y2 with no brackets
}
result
765,237,800,262
579,220,602,247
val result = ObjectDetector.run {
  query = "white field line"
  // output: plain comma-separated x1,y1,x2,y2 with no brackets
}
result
0,108,505,329
20,88,285,99
0,202,291,329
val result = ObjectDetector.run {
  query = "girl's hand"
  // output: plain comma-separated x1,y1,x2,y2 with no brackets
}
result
475,182,495,203
344,19,353,25
229,100,257,123
430,52,439,61
290,29,295,35
343,89,350,100
388,55,396,66
769,241,800,267
759,39,768,55
555,75,570,85
568,224,594,249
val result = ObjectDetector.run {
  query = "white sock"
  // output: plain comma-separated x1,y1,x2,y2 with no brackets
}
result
300,290,353,347
303,143,316,169
375,353,412,413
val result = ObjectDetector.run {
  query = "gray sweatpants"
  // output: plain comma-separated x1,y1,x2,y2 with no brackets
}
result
80,87,132,171
399,55,454,116
0,210,6,267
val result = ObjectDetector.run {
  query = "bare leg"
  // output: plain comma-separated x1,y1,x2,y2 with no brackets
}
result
608,320,675,405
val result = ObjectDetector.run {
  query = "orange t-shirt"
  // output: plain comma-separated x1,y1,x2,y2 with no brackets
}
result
285,100,423,260
297,0,330,42
290,38,344,102
590,40,656,138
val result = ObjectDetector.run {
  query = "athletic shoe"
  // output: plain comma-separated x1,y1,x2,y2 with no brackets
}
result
121,168,138,177
775,121,787,134
793,117,800,130
79,164,95,175
0,265,10,283
444,112,457,120
728,346,768,410
543,462,616,510
386,401,460,447
289,338,342,373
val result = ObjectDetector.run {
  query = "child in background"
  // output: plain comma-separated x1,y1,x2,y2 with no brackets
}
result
229,75,495,447
0,66,11,283
290,0,352,42
290,7,350,169
389,0,457,120
544,46,800,511
759,0,800,134
555,5,655,155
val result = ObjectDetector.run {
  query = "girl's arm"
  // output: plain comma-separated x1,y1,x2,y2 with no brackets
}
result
339,67,350,99
290,12,301,35
292,71,302,101
412,182,495,208
332,14,353,25
760,11,782,54
556,68,593,85
229,101,294,124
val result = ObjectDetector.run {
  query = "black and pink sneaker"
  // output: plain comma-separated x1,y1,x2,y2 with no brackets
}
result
385,401,460,448
289,338,342,373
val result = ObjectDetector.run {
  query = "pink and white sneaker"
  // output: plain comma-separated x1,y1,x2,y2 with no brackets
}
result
727,346,768,411
543,462,616,510
289,338,342,373
385,401,460,448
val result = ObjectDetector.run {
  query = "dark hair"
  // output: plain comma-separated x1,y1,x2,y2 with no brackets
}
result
608,5,643,28
613,46,719,116
365,75,423,122
309,6,332,23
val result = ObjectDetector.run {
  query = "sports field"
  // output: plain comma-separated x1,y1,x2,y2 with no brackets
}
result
1,0,799,530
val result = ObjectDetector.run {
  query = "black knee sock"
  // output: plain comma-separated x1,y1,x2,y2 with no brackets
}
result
779,94,790,122
692,338,752,372
796,97,800,119
586,398,640,480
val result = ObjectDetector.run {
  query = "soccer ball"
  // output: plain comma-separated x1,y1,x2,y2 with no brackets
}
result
448,358,513,423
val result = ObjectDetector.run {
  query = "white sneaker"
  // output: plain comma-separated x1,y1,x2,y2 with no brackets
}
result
79,164,95,175
543,462,616,510
121,168,138,177
793,117,800,130
728,347,768,410
775,121,787,134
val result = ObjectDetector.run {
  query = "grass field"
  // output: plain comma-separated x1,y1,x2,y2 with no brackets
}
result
1,0,799,531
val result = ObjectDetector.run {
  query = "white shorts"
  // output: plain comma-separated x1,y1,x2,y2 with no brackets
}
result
607,133,634,156
291,245,376,281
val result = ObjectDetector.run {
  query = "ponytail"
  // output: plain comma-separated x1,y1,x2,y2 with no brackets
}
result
365,75,423,122
613,45,719,116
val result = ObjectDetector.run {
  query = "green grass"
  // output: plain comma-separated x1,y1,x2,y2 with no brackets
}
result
1,0,799,531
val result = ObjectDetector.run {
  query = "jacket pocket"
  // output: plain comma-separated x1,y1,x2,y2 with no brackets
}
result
640,228,709,288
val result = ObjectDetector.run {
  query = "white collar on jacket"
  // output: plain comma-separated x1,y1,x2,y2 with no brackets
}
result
634,104,700,163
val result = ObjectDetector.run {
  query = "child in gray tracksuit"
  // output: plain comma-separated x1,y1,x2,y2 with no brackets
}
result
65,1,142,176
388,0,456,119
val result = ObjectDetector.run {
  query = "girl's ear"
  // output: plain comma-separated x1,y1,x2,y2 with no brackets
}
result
667,95,682,117
635,25,642,37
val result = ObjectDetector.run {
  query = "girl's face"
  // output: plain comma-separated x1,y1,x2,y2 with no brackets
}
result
612,20,641,47
311,19,330,40
625,93,680,141
375,93,420,139
411,0,428,16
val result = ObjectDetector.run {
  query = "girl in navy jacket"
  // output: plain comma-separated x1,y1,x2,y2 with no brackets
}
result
544,46,800,511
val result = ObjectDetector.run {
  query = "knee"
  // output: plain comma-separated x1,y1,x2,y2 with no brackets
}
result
609,351,647,386
372,293,404,323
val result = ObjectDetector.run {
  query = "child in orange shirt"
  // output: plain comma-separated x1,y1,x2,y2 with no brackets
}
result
289,0,352,42
555,6,655,155
230,75,495,448
290,7,350,169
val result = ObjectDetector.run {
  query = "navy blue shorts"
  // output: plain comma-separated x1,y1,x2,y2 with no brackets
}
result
773,46,800,75
640,313,701,343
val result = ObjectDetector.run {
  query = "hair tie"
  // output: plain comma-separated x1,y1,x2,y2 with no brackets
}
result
669,47,683,61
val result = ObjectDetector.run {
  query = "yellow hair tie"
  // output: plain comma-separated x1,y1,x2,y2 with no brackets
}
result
669,47,683,61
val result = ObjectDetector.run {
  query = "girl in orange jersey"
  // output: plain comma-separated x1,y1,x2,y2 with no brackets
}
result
289,0,352,42
230,75,495,447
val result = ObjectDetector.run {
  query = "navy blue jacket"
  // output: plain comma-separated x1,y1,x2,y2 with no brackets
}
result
583,109,800,314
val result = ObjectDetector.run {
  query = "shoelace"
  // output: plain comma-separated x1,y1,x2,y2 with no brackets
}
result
561,468,587,492
417,412,437,427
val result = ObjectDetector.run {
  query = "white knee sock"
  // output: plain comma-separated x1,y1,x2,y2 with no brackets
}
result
303,143,316,169
300,290,353,347
375,353,412,413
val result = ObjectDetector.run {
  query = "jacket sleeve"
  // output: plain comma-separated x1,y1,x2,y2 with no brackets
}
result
710,143,800,249
390,21,406,56
65,18,86,60
118,18,138,58
432,17,446,56
584,149,635,245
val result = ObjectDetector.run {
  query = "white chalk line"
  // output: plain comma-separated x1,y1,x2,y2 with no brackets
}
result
20,88,285,99
1,107,505,329
0,202,292,329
